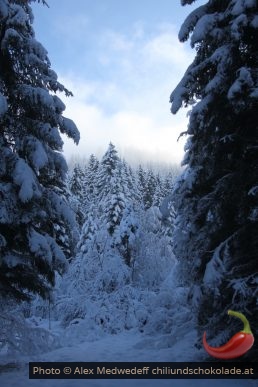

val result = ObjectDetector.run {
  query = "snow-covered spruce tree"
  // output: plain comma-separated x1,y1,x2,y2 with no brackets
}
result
95,142,120,202
142,169,157,210
96,144,134,236
113,203,138,267
84,154,99,209
136,164,147,208
69,163,86,203
153,173,164,207
98,146,138,265
133,206,175,290
76,204,99,257
163,171,175,198
52,180,79,261
102,166,127,236
0,0,80,301
68,163,86,227
122,159,139,205
171,0,258,355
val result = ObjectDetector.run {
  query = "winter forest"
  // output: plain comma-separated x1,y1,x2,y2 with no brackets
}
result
0,0,258,386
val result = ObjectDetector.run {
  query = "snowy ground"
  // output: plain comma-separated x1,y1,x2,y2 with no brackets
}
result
0,328,256,387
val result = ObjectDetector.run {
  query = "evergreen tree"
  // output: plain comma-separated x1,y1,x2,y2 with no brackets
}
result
171,0,258,355
114,204,138,267
153,173,164,207
95,144,131,233
68,164,85,226
133,206,175,290
0,0,80,300
52,179,79,261
102,165,127,236
95,143,120,200
82,145,138,266
163,171,175,199
69,163,86,204
136,164,147,207
122,160,139,205
143,169,157,209
98,149,133,239
84,154,99,205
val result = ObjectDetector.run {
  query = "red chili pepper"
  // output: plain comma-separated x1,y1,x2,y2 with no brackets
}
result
203,310,254,359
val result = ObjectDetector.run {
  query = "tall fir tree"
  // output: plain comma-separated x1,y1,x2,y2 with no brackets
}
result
163,171,175,199
84,154,99,206
143,169,157,210
102,165,127,236
84,144,138,266
95,142,120,202
69,163,86,204
0,0,80,300
114,203,138,267
136,164,147,208
68,163,85,226
52,179,79,261
171,0,258,357
153,173,164,207
122,159,139,205
98,146,133,239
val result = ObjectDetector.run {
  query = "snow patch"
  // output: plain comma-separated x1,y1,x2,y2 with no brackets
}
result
191,13,218,47
227,67,253,100
13,158,41,203
60,117,80,145
7,4,27,27
178,5,207,42
203,244,226,292
28,228,52,263
231,0,256,16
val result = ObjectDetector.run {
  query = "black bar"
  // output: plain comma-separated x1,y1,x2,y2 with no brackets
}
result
29,362,258,379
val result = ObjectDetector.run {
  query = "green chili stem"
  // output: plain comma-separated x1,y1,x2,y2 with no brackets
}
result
228,310,253,335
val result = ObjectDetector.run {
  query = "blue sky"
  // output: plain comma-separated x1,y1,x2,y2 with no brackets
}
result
31,0,203,165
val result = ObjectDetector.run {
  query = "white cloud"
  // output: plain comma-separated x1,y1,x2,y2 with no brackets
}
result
62,93,188,165
143,29,190,67
60,23,193,165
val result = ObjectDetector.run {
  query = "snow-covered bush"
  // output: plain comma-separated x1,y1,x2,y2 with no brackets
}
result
132,207,176,290
0,301,60,359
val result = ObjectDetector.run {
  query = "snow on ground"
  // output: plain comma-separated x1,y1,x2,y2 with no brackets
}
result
0,328,256,387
